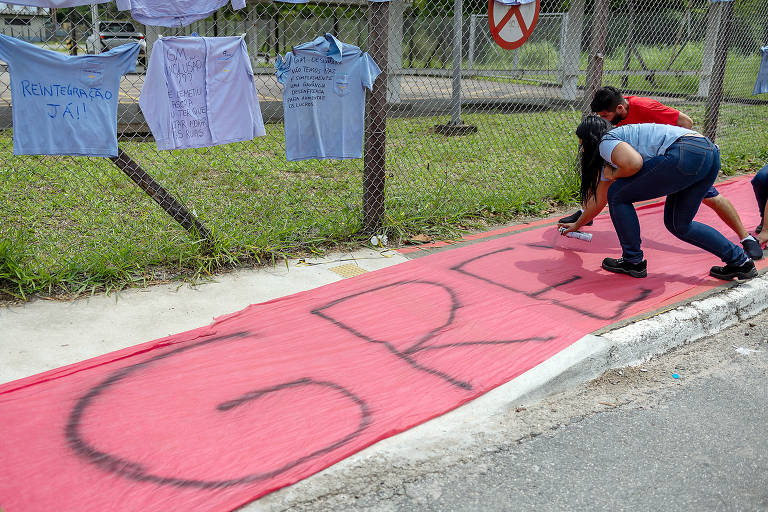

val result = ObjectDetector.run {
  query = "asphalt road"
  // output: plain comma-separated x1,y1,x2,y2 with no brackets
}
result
0,70,566,128
0,70,564,105
278,308,768,511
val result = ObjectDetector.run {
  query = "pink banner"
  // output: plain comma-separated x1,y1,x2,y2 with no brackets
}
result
0,177,762,511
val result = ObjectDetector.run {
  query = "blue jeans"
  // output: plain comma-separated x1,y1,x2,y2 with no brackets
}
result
607,136,746,265
751,163,768,225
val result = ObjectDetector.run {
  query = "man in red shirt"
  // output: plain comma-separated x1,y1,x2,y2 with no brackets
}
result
594,89,694,129
559,86,762,260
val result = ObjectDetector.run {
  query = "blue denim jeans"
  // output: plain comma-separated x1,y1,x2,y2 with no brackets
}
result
751,163,768,225
607,136,746,265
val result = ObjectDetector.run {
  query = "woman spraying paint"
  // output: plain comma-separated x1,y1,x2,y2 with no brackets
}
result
558,116,756,281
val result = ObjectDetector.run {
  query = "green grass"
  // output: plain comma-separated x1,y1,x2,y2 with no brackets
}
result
597,43,763,99
2,102,767,299
466,41,763,99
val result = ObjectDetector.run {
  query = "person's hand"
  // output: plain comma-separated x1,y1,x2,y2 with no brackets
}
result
757,230,768,247
602,164,617,181
557,222,578,235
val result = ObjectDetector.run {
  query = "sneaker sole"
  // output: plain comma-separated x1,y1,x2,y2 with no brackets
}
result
709,268,758,280
601,262,647,278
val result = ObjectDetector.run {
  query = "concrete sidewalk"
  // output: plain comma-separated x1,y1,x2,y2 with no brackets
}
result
2,225,767,511
0,247,410,384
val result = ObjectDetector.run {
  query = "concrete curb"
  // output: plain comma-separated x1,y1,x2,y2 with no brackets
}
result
249,274,768,511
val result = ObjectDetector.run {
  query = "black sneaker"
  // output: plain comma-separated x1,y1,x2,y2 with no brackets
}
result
602,257,647,278
709,259,758,280
558,210,593,226
741,237,763,261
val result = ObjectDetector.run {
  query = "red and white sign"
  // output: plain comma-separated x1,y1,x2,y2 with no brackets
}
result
488,0,540,50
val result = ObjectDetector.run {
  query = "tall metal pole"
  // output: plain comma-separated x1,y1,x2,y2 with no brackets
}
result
436,0,476,136
67,8,78,56
703,0,734,142
621,1,635,90
468,14,476,72
583,0,610,116
450,0,463,125
560,0,585,101
90,4,101,53
698,2,722,98
363,1,389,234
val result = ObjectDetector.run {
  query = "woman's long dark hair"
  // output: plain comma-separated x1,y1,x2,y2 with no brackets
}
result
575,116,613,204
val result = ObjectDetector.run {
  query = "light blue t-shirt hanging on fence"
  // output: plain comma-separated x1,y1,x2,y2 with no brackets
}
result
3,0,109,7
139,34,266,150
117,0,244,27
275,33,381,161
0,34,139,157
754,46,768,95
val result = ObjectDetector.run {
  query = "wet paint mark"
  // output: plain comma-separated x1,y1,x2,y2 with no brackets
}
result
452,247,652,321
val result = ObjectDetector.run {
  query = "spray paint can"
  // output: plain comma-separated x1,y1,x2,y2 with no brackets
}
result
559,227,593,242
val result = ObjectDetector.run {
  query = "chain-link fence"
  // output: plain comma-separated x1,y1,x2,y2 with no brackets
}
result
1,0,767,297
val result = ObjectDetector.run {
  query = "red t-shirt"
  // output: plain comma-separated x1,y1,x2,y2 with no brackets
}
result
616,96,680,126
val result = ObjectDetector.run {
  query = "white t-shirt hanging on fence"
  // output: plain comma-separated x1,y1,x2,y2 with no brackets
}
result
117,0,244,27
139,34,266,150
275,33,381,161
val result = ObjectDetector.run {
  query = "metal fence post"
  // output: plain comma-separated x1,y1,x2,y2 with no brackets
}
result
363,1,389,235
90,4,101,53
435,0,477,135
246,8,259,69
583,0,610,116
387,0,405,104
698,2,723,98
67,8,78,55
450,0,463,125
621,1,635,89
469,13,476,72
703,0,734,142
560,0,585,101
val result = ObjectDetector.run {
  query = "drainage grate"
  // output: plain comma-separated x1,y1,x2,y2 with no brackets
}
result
328,264,369,278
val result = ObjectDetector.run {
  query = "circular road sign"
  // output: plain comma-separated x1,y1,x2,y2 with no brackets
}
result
488,0,540,50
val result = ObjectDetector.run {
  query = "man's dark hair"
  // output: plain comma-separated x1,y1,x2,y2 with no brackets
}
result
590,86,625,113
